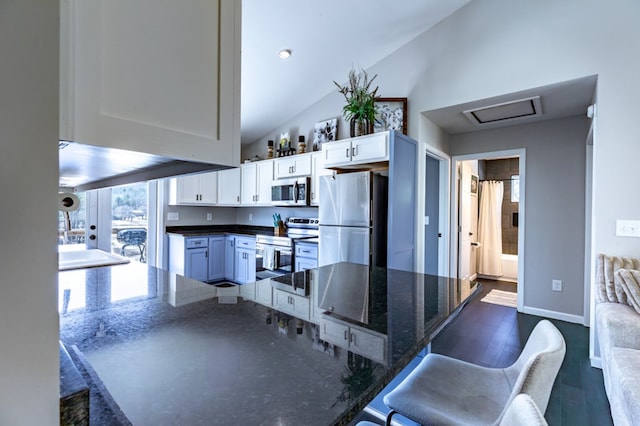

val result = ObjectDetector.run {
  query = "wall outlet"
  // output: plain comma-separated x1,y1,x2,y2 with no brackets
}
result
167,212,179,221
206,212,213,221
552,279,563,292
249,213,253,221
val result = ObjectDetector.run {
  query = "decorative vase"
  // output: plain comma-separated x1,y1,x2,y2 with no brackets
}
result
350,117,373,137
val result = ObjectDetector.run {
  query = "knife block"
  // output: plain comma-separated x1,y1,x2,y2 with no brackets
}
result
274,221,286,236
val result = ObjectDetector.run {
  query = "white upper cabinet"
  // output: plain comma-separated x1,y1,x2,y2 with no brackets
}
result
241,160,274,205
60,0,241,166
217,168,241,205
274,153,312,179
169,171,217,205
323,132,389,169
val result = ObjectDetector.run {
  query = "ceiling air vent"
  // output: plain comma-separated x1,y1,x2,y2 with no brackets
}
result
463,96,542,125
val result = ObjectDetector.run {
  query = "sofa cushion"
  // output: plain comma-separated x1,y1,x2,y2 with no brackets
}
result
595,302,640,398
615,268,640,314
597,253,640,303
596,303,640,353
608,347,640,425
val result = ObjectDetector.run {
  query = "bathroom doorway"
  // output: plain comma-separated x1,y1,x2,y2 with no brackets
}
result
452,149,525,310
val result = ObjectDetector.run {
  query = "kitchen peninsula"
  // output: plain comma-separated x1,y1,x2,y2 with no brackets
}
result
59,261,478,425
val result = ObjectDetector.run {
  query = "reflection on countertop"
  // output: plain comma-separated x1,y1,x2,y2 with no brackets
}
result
58,261,479,426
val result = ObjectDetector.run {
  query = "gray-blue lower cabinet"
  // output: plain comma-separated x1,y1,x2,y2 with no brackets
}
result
168,235,209,281
234,236,256,284
224,235,235,280
168,234,226,283
207,236,225,282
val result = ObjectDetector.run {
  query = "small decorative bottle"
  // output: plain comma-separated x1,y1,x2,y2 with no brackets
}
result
297,135,306,154
267,140,274,159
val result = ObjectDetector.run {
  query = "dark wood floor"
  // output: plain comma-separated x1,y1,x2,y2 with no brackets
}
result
352,279,613,425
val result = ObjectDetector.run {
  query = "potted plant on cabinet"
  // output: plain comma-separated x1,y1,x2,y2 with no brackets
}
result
334,67,379,137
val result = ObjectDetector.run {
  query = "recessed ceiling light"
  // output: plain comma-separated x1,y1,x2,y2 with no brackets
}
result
278,49,291,59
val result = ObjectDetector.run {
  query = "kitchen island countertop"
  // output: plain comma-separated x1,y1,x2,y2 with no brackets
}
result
59,261,478,425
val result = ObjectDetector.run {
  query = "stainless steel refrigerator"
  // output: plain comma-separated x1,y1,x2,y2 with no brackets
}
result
318,171,388,267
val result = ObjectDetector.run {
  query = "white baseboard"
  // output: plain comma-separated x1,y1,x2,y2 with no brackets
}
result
521,306,584,324
590,356,602,369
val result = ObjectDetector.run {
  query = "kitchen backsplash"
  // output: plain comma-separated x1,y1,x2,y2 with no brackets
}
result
164,205,318,227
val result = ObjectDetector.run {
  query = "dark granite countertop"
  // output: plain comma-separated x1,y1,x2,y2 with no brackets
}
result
165,224,273,237
296,237,318,244
59,261,478,425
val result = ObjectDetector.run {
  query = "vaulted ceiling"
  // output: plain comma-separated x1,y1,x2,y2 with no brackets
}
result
240,0,472,144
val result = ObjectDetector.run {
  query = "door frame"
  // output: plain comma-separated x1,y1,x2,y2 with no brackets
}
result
450,148,526,311
416,145,450,276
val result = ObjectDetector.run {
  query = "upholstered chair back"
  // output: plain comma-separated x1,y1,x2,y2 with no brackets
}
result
502,320,566,418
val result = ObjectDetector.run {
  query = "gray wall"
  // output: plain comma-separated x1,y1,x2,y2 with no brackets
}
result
451,117,589,316
0,1,60,422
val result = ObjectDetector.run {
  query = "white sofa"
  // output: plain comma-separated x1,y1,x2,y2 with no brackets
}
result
595,253,640,425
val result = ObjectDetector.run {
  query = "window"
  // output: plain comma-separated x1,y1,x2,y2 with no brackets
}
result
111,182,148,262
511,175,520,202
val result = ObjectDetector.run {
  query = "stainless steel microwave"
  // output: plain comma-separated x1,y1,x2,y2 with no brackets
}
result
271,177,310,206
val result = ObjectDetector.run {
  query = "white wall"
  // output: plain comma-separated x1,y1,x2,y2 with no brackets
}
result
451,117,589,316
236,206,319,226
0,1,60,423
164,205,238,227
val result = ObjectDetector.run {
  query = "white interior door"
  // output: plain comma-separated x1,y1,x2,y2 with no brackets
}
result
458,162,473,281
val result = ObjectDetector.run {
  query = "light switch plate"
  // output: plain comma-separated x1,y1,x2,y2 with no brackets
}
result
616,220,640,237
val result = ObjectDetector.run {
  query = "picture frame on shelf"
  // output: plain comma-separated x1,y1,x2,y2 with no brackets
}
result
313,117,338,151
374,97,407,135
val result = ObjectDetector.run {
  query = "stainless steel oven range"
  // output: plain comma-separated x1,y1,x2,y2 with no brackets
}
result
255,217,318,280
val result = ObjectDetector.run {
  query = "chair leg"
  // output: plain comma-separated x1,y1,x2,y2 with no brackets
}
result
385,410,397,426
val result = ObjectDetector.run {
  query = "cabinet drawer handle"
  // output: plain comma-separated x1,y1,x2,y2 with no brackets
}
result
345,148,349,158
352,146,357,157
344,330,348,341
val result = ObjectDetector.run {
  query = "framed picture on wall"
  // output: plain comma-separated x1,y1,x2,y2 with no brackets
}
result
470,174,478,196
374,97,407,134
313,117,338,151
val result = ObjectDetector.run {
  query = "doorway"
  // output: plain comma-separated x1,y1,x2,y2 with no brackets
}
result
83,181,154,264
452,149,525,310
422,149,449,276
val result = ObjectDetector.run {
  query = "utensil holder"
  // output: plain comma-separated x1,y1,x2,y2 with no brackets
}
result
274,221,286,236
